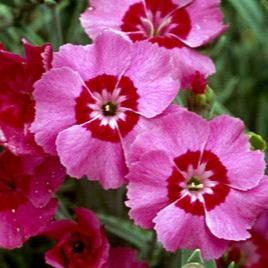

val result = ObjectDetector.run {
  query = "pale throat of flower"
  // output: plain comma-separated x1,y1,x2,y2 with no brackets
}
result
139,10,177,37
88,88,127,129
177,161,218,203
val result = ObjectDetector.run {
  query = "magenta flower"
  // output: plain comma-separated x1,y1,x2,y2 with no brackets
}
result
44,208,148,268
0,40,52,155
126,110,268,259
31,31,179,189
0,150,61,249
80,0,227,87
44,208,109,268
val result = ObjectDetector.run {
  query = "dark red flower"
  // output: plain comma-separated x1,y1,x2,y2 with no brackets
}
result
0,150,61,249
44,208,109,268
0,40,52,155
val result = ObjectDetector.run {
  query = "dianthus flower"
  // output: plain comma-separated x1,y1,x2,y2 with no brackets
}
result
0,150,63,249
80,0,227,87
218,208,268,268
31,31,180,189
44,208,109,268
0,40,52,155
44,208,148,268
126,109,268,259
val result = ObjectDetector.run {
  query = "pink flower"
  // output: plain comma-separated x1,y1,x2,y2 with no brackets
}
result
0,150,60,249
0,40,52,155
218,208,268,268
80,0,227,87
44,208,109,268
126,110,268,260
31,31,180,189
109,248,148,268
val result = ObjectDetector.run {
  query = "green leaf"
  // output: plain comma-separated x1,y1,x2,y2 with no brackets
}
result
228,0,266,44
204,260,217,268
187,250,203,264
97,213,153,251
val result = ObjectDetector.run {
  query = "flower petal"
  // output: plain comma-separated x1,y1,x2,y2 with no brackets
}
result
80,0,138,39
53,31,132,81
154,202,228,260
56,124,127,189
205,179,268,241
181,0,227,47
31,67,83,154
126,41,179,118
126,150,172,228
206,115,265,190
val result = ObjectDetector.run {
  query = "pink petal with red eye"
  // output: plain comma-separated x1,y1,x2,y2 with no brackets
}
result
80,0,138,39
205,179,268,241
154,202,228,260
126,150,172,228
53,31,132,81
0,199,57,249
31,67,83,154
206,115,265,190
126,41,180,118
56,125,127,189
181,0,227,47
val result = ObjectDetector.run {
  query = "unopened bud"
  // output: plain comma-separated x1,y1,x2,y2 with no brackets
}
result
191,71,207,95
248,132,266,151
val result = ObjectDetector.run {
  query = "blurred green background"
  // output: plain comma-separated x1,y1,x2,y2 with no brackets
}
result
0,0,268,267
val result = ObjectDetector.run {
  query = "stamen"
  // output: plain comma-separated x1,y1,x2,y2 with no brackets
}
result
187,176,204,192
102,102,117,116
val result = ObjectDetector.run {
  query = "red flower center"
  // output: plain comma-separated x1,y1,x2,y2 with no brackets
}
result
167,150,230,216
72,240,86,254
75,74,140,142
121,0,191,49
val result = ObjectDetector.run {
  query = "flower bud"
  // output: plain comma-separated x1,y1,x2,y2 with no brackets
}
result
248,131,266,151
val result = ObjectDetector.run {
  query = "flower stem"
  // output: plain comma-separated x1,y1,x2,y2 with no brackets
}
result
51,4,63,48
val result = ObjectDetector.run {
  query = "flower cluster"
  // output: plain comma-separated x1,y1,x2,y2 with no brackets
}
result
0,0,267,267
